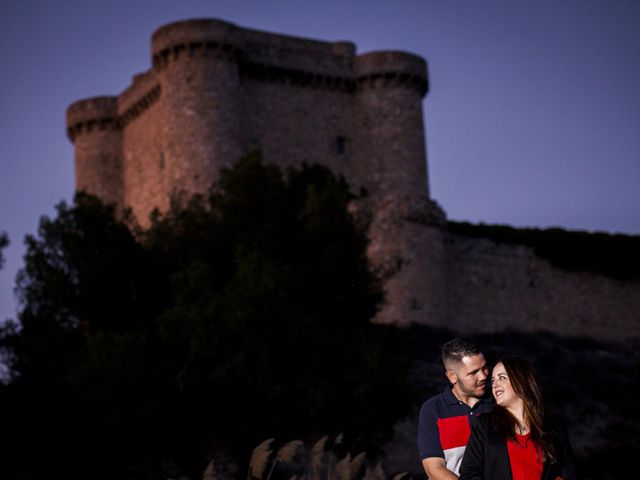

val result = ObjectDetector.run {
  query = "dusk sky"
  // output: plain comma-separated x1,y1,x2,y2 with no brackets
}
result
1,0,639,322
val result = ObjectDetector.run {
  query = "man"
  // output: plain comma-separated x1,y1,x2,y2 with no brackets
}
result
418,338,492,479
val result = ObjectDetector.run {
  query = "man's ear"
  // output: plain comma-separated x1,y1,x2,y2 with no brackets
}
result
445,369,457,385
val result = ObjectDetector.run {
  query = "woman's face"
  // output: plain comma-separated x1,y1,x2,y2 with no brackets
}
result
491,362,519,407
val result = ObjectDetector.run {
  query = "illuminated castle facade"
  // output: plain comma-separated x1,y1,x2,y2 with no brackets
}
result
67,19,640,339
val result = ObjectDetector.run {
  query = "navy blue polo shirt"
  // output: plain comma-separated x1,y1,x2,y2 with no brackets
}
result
418,386,493,474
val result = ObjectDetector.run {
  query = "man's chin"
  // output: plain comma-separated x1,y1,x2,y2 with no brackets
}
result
475,387,487,397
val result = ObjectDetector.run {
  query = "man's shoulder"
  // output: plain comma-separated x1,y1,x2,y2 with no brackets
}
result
419,389,449,412
419,388,460,424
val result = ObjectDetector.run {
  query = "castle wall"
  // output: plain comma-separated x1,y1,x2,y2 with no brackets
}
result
237,23,357,182
118,71,164,221
445,233,640,341
243,80,354,180
66,18,640,340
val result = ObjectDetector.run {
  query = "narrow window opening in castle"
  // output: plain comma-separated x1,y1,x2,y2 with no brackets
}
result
336,136,346,155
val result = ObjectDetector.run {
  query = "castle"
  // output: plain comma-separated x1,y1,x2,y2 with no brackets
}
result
67,19,640,341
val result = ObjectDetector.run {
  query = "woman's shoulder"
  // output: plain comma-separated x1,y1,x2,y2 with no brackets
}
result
469,412,491,431
471,411,509,447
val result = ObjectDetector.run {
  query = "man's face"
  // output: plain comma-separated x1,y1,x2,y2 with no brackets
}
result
448,354,488,398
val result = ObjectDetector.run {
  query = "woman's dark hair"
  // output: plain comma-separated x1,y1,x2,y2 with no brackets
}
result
490,355,556,463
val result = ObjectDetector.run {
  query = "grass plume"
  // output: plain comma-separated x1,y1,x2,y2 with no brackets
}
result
249,438,274,480
244,436,406,480
363,463,385,480
265,439,304,480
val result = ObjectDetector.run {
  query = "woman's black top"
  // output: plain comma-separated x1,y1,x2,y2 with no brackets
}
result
459,414,576,480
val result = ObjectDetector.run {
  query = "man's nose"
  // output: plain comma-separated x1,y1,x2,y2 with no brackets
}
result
478,369,488,380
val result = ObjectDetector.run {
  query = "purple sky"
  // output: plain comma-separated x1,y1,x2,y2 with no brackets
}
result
2,0,640,322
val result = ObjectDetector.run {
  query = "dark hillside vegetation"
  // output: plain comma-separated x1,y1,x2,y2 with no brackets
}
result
448,221,640,280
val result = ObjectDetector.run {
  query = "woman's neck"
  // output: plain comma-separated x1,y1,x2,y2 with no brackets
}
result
506,399,528,433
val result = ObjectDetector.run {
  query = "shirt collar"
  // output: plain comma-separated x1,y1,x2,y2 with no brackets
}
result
443,385,491,408
443,385,460,405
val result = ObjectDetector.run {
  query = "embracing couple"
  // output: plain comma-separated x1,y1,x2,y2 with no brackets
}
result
418,338,575,480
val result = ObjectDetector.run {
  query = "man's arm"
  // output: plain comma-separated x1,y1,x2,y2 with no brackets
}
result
418,400,458,479
422,457,459,480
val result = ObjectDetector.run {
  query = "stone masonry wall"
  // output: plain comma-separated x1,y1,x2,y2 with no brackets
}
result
445,233,640,341
119,71,164,217
242,76,354,180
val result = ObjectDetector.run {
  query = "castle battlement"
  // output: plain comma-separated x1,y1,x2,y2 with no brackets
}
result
66,96,119,142
119,71,159,114
354,51,428,95
68,20,430,147
118,84,161,128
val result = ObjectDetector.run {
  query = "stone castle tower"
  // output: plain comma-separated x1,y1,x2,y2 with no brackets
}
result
66,18,447,327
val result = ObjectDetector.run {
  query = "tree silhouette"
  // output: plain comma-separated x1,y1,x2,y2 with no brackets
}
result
0,154,411,479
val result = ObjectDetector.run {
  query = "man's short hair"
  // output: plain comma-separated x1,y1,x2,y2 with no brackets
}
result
441,337,481,367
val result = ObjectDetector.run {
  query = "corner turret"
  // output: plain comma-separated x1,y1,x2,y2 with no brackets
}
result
352,50,446,326
67,96,123,207
149,19,244,209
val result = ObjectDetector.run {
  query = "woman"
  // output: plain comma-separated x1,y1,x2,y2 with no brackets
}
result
459,356,575,480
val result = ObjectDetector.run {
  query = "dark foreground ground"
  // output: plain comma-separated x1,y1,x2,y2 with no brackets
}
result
382,325,640,480
1,325,636,480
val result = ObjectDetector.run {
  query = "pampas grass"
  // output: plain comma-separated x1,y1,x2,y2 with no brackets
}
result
248,438,275,480
264,440,305,480
276,440,304,464
331,452,366,480
309,435,329,480
324,433,343,480
243,436,408,480
311,436,329,471
362,463,385,480
347,453,367,480
391,474,408,480
203,460,216,480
